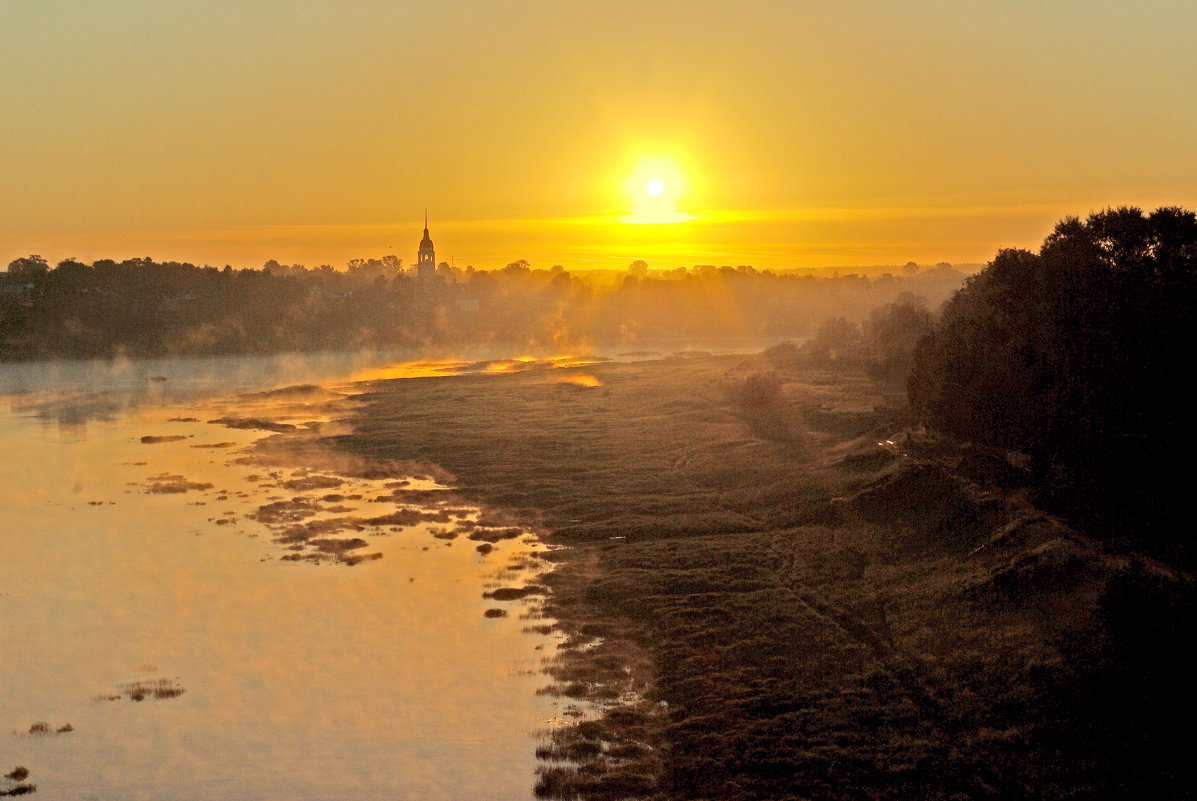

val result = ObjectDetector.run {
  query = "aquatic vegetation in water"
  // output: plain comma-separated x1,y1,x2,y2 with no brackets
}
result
484,586,548,601
140,434,189,444
142,473,215,494
1,764,36,797
117,678,186,702
281,473,343,492
207,416,297,432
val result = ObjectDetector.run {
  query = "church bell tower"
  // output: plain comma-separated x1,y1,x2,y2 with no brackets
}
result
417,210,435,279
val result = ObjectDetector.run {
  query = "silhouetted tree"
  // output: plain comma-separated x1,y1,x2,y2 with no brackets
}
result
6,255,50,279
909,206,1197,559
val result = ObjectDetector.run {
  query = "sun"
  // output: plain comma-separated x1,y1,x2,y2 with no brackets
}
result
622,158,692,224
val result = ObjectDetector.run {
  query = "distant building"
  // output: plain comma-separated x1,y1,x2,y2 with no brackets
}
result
417,211,436,280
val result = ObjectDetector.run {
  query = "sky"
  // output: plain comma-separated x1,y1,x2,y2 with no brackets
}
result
2,0,1195,272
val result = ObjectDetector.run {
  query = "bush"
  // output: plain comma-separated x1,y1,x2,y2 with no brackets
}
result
725,372,804,445
727,371,783,410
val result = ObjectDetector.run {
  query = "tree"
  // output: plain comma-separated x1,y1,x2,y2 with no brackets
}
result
52,258,92,285
864,294,932,380
6,255,49,279
800,316,863,365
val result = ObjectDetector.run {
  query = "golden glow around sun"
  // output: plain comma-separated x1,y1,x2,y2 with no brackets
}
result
622,157,693,224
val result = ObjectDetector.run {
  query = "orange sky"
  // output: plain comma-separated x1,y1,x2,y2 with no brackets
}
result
2,1,1194,271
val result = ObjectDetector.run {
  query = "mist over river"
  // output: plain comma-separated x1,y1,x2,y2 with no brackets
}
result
0,351,568,800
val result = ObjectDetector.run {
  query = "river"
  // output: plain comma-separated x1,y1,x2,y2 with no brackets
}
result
0,352,566,800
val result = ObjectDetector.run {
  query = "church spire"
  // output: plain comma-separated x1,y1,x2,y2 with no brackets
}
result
417,211,436,279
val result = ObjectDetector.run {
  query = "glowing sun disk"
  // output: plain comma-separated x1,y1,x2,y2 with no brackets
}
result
623,157,691,225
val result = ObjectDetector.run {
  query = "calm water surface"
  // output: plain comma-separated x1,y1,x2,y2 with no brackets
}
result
0,353,565,800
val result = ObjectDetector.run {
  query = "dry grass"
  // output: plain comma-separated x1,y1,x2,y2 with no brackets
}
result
323,353,1177,800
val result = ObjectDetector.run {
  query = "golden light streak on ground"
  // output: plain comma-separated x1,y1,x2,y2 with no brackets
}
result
557,373,602,388
350,360,470,381
350,355,603,384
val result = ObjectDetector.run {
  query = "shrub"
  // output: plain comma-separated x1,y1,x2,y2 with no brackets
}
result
727,371,783,410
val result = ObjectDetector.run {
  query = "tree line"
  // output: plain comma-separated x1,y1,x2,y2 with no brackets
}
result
0,254,964,361
906,206,1196,562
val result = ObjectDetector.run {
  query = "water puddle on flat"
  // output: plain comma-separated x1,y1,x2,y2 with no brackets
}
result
0,373,565,800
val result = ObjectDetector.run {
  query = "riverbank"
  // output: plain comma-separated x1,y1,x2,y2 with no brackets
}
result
326,351,1180,799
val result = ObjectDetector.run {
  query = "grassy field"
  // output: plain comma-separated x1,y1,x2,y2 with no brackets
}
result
324,352,1188,800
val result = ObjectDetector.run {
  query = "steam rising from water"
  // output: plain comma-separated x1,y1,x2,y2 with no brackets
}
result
0,338,776,432
0,350,413,424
